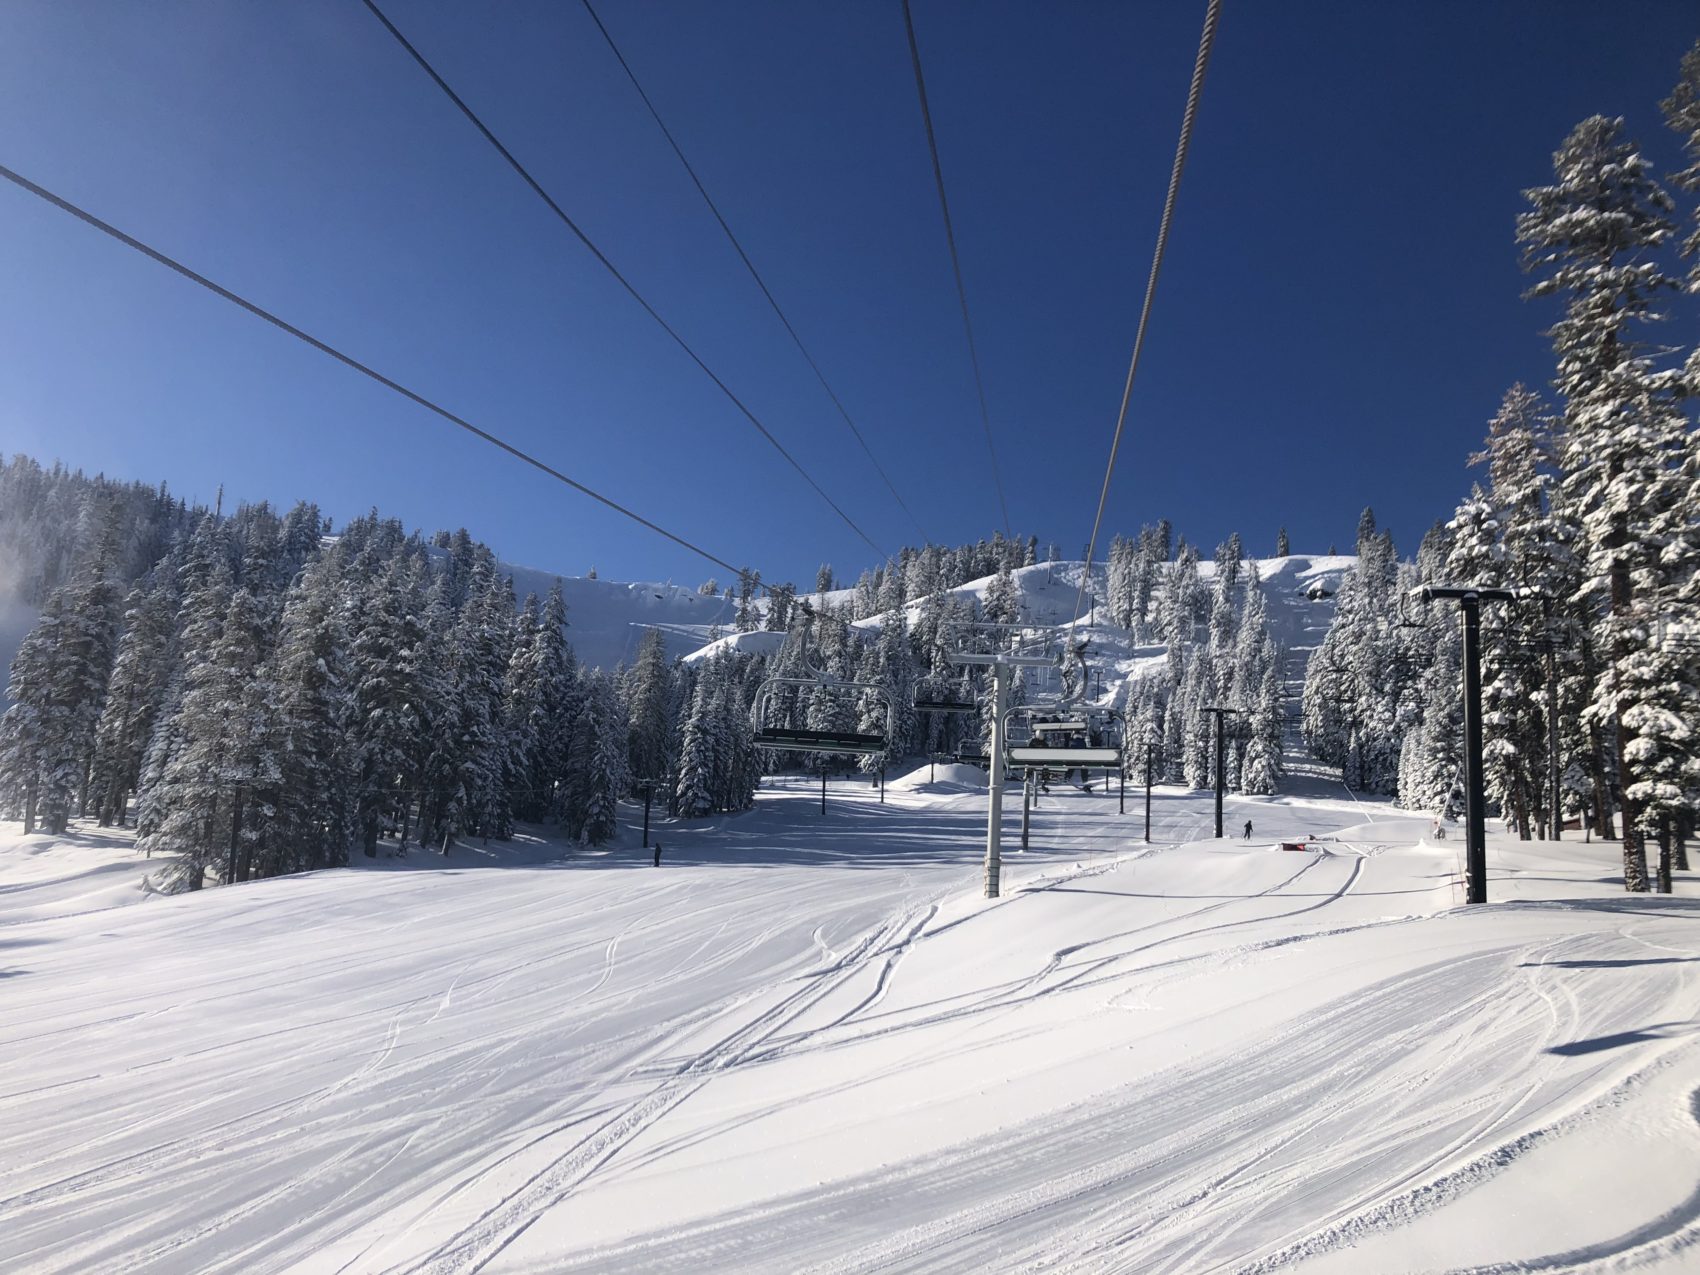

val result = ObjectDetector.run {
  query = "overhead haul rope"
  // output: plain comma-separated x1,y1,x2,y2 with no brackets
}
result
901,0,1013,540
1069,0,1222,630
362,0,895,569
0,161,752,579
581,0,930,544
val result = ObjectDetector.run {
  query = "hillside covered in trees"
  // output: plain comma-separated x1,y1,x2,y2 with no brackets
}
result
0,449,1310,892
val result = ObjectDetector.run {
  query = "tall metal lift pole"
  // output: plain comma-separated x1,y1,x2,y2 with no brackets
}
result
1415,585,1519,904
1202,706,1239,838
1144,742,1153,843
950,652,1054,899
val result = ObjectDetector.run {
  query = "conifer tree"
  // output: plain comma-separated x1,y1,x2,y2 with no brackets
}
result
91,574,178,826
350,556,424,855
264,557,351,877
675,670,718,818
625,626,673,792
1519,114,1682,890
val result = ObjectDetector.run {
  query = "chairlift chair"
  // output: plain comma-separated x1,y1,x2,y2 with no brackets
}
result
749,611,896,759
914,696,978,714
751,676,893,757
1005,704,1123,773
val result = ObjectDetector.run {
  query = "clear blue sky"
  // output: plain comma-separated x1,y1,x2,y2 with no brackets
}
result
1,1,1694,586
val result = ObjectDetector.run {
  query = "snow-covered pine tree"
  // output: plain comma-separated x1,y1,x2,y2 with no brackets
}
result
264,556,351,877
349,554,425,855
1518,113,1683,890
577,672,628,844
1242,660,1285,795
1662,39,1700,282
91,571,178,826
458,564,517,841
674,669,718,818
533,582,579,818
983,564,1020,627
140,584,275,889
735,570,759,633
0,550,121,833
626,626,672,790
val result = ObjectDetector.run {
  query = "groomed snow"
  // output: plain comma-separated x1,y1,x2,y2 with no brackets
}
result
1,776,1695,1273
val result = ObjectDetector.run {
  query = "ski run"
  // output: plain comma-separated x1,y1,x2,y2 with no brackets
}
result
2,772,1697,1273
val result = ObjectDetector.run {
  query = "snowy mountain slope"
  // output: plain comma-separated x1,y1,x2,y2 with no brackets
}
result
492,562,736,670
1,780,1695,1272
840,554,1354,713
650,555,1352,704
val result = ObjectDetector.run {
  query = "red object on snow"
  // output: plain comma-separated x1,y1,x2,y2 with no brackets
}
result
1280,841,1309,852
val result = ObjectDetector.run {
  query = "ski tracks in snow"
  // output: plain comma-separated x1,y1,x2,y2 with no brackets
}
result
380,902,941,1275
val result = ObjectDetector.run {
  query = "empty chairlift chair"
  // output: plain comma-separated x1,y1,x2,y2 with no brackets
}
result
750,676,894,759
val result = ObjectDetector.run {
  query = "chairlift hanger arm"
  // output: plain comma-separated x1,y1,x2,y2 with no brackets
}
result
949,653,1057,669
1412,585,1522,604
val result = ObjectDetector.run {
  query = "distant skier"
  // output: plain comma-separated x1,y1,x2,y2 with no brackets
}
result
1243,819,1253,841
653,841,662,868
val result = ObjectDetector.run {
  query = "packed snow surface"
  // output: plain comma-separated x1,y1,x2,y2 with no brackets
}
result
1,778,1696,1273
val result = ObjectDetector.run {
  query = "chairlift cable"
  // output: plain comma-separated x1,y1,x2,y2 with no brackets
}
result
1068,0,1222,630
580,0,929,545
900,0,1013,539
362,0,895,568
0,161,750,579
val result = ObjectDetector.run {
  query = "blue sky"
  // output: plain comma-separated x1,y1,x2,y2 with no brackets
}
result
1,1,1694,587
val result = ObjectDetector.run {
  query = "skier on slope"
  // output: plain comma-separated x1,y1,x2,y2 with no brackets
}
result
1244,819,1253,841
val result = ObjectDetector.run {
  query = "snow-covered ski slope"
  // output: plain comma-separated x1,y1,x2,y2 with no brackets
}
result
684,555,1353,699
3,777,1697,1273
493,565,737,671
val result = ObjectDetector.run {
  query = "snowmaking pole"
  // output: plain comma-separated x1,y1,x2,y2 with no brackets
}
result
1021,770,1031,852
1203,707,1239,838
1415,585,1518,904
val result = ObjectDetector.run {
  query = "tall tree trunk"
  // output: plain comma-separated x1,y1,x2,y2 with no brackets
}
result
1609,557,1647,892
1579,631,1614,840
226,790,244,887
23,774,37,835
1676,812,1690,872
1586,726,1613,839
1657,816,1672,894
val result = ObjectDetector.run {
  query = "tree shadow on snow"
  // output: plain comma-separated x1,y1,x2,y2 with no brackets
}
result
1547,1022,1697,1056
1522,957,1700,969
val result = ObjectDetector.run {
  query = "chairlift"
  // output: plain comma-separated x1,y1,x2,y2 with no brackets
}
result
915,696,978,714
749,624,894,759
1004,704,1123,773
